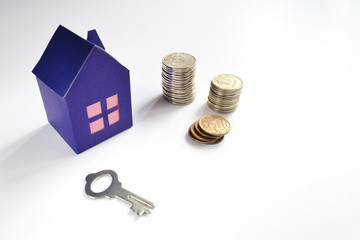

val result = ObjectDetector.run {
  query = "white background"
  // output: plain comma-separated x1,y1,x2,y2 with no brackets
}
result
1,0,360,239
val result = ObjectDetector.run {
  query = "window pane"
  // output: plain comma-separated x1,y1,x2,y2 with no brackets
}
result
108,110,119,125
106,94,118,110
86,101,102,118
89,118,104,134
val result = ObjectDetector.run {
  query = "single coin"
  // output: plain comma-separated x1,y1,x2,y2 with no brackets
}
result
162,53,196,69
194,121,218,139
198,115,231,136
207,101,238,113
163,94,195,105
208,94,240,105
189,122,220,143
212,74,243,92
162,67,196,77
206,135,224,144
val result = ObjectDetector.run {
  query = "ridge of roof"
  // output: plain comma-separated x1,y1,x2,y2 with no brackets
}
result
32,25,95,97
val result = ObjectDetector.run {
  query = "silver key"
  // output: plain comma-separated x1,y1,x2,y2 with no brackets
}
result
85,170,155,216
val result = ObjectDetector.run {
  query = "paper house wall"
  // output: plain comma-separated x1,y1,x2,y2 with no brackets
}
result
32,25,133,154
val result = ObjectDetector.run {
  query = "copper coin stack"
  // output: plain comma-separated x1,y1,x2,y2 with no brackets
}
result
207,74,243,113
162,52,196,105
188,115,231,144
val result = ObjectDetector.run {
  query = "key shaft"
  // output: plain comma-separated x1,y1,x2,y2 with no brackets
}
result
114,185,155,215
85,170,155,216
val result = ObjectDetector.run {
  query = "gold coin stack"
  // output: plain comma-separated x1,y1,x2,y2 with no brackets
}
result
162,52,196,105
207,74,243,113
188,115,231,144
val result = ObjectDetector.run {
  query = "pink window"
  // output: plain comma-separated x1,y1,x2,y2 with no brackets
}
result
86,94,120,134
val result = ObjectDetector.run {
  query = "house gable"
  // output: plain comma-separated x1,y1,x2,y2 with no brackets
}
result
65,47,132,153
32,25,94,97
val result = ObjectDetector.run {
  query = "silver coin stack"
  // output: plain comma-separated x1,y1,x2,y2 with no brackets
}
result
207,74,243,113
162,52,196,105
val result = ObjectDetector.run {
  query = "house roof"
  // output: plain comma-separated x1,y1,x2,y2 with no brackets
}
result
32,25,105,97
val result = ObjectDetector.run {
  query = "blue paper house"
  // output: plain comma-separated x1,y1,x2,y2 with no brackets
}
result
32,25,133,154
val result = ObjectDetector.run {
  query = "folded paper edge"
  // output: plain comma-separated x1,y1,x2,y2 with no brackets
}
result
87,29,105,50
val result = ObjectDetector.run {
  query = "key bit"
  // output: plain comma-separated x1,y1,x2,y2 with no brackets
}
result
85,170,155,216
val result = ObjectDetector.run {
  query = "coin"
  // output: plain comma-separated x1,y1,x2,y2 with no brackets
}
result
207,100,238,113
162,52,196,105
211,74,243,92
207,74,243,113
198,115,231,137
188,130,224,144
188,122,220,143
188,115,231,144
194,121,218,139
162,53,196,69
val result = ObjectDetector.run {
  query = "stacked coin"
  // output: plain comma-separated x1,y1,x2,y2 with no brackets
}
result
188,115,231,144
162,52,196,105
207,74,243,113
